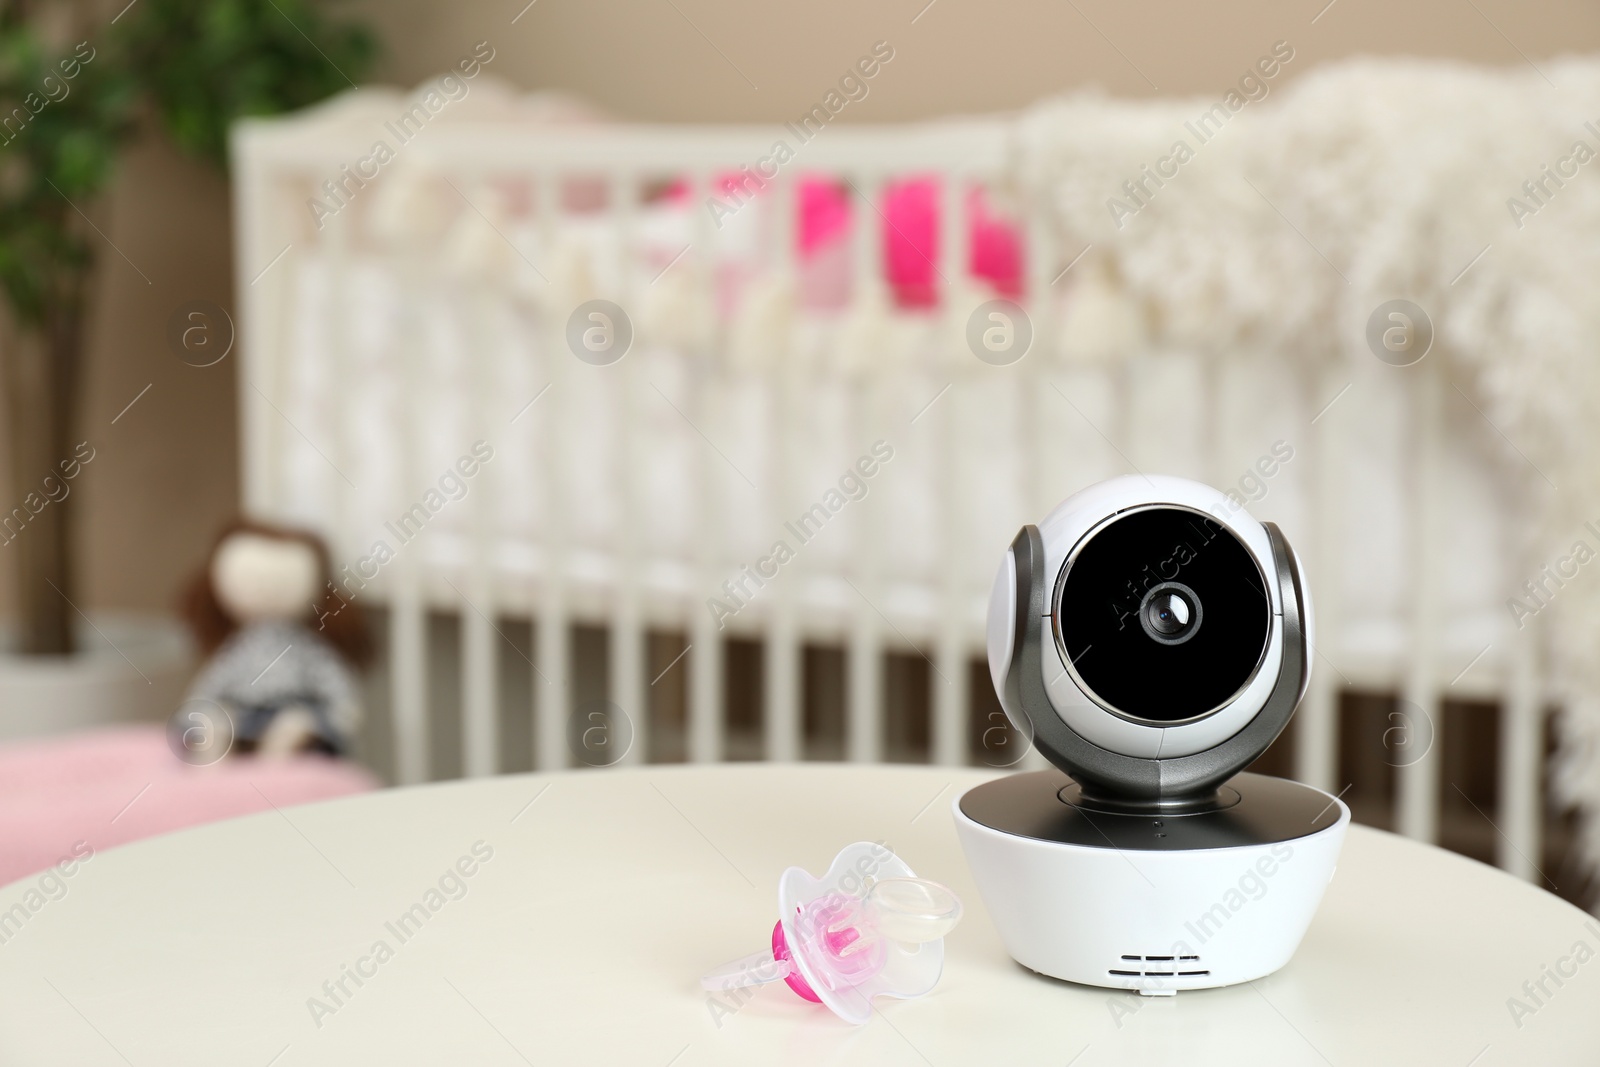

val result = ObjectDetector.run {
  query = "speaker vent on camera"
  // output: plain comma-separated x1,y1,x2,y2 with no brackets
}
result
1109,954,1209,978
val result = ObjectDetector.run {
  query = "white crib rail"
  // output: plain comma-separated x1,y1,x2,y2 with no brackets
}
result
233,108,1550,885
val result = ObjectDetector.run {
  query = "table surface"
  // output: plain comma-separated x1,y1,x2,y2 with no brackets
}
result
0,763,1595,1066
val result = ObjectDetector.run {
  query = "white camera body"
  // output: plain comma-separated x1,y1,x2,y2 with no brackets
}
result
954,475,1349,994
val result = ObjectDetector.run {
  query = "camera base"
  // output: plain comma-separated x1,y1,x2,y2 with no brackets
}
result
953,770,1348,993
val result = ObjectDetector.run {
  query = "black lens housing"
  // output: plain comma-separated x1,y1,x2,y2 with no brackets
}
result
1053,506,1271,725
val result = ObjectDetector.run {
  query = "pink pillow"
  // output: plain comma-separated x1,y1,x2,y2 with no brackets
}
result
0,725,378,887
798,177,1023,307
664,174,1026,306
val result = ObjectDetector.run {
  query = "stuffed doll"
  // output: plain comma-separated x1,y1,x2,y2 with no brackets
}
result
180,521,370,757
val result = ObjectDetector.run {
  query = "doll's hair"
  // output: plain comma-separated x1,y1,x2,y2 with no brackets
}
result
180,518,372,668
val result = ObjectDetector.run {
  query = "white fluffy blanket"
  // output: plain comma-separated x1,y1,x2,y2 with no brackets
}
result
1018,56,1600,901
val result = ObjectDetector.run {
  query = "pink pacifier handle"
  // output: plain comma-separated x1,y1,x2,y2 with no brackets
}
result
771,920,821,1002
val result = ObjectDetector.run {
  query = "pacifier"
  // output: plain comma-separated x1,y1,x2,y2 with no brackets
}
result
700,842,963,1024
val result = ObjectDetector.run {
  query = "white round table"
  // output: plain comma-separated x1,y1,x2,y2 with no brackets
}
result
1,764,1594,1065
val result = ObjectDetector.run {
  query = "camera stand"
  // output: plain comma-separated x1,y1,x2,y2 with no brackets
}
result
954,769,1349,993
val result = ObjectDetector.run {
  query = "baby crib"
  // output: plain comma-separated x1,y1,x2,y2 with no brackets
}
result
232,85,1552,887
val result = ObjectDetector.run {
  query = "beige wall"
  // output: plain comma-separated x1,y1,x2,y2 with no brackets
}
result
0,134,238,626
4,0,1599,621
348,0,1600,121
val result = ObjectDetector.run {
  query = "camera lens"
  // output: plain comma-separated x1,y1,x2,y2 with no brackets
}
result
1053,507,1271,724
1140,583,1200,645
1149,597,1188,633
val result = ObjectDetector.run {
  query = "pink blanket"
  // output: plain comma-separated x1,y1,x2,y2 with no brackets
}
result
0,726,378,887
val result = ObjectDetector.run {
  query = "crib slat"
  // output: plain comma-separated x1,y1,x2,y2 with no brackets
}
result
765,613,801,761
845,176,887,763
687,170,725,764
1500,615,1543,882
536,593,570,772
688,608,723,763
1025,175,1057,361
461,308,498,780
611,606,646,766
1017,346,1051,768
462,580,498,776
1017,309,1052,791
1298,654,1340,793
1295,362,1344,792
931,173,971,766
933,634,968,766
391,577,428,784
1197,352,1220,493
1397,360,1443,843
852,172,883,303
321,201,355,564
748,175,799,763
462,210,502,779
385,216,431,785
610,172,649,767
939,171,966,295
764,415,802,761
847,619,883,763
535,172,571,772
234,158,278,517
1023,185,1059,781
1020,234,1053,777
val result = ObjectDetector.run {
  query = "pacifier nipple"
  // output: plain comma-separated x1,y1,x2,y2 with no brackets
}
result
864,878,963,944
699,843,964,1024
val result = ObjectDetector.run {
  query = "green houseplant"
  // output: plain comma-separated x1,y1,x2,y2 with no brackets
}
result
0,0,374,655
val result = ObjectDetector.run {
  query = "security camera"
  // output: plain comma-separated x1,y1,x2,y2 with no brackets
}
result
987,473,1312,807
954,476,1349,993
